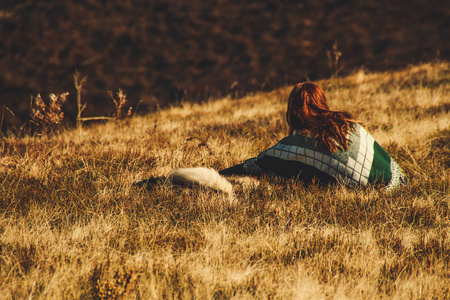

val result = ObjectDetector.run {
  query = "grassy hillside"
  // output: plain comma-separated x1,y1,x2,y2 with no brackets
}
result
2,0,450,129
1,62,449,299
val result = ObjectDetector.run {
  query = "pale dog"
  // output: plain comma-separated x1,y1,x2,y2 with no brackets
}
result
169,167,234,195
134,167,259,199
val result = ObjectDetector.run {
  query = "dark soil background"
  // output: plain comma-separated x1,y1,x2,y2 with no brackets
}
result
1,0,449,132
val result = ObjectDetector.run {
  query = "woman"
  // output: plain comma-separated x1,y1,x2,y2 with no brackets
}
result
219,82,407,190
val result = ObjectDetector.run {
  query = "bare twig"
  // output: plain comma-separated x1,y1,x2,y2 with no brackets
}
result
327,40,342,77
73,71,87,129
78,116,114,122
1,106,15,136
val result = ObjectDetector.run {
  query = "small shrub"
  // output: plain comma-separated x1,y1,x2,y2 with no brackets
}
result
108,89,133,123
30,92,68,133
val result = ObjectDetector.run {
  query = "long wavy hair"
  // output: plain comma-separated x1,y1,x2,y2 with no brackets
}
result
286,82,361,152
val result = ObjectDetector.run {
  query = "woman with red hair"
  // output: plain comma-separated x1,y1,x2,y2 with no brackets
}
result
219,82,407,190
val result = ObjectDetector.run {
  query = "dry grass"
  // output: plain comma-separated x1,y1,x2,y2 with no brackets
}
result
1,62,449,299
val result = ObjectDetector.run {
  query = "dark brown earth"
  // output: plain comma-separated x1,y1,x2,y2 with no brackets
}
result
1,0,449,132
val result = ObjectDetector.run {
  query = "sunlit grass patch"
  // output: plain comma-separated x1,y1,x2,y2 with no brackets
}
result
0,62,449,299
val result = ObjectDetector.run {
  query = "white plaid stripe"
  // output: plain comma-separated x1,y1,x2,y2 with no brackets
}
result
261,124,376,185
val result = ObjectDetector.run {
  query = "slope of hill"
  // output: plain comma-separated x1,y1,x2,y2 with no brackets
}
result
0,62,449,298
1,0,449,129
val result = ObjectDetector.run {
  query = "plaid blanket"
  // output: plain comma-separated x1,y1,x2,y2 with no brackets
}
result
244,123,407,189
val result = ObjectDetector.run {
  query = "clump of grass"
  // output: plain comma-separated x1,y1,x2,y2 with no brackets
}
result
91,263,136,300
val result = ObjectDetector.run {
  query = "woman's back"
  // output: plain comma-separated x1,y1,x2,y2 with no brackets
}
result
242,123,407,190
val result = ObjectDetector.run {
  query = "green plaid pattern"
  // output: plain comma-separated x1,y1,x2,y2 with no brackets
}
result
262,124,390,187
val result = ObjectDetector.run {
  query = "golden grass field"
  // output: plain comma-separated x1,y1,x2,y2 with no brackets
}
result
1,62,449,299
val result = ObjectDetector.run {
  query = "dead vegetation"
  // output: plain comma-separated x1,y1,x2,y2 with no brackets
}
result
30,92,68,134
0,62,449,299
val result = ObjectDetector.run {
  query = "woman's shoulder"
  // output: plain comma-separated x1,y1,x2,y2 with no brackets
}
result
278,133,330,153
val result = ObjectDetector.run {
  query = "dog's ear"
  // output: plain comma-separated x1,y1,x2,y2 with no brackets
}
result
133,177,166,190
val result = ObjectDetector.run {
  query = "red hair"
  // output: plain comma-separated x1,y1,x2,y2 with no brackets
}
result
286,82,360,152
